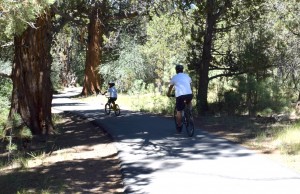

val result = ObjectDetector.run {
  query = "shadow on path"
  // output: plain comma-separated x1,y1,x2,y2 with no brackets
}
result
48,90,300,194
0,113,123,194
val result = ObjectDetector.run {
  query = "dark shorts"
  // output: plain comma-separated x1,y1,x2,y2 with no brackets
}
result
176,94,193,111
108,97,117,103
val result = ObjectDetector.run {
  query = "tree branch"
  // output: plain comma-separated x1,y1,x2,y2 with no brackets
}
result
209,65,231,71
286,26,300,37
0,72,11,79
51,4,88,34
213,0,231,21
215,16,251,32
109,11,139,21
1,41,13,48
209,71,246,81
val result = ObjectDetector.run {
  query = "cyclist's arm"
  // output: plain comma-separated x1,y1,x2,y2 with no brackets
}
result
189,75,193,93
167,84,174,97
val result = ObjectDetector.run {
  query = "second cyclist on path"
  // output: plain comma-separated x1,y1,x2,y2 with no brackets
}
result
167,64,193,133
102,81,118,110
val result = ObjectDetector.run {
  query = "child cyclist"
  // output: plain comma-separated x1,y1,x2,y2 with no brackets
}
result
102,81,118,110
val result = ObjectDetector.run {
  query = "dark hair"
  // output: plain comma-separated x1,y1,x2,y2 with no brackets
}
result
175,64,184,73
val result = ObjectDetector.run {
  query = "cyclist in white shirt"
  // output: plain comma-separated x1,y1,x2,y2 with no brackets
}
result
167,64,193,133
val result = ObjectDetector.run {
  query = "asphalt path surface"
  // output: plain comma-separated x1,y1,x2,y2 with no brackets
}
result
52,88,300,194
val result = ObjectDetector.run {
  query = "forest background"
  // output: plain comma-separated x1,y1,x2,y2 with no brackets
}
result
0,0,300,172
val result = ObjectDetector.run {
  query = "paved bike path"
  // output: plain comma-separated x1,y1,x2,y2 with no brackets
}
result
52,88,300,194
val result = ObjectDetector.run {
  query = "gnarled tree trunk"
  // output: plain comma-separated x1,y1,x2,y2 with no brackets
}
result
197,0,216,115
81,8,103,96
9,10,54,135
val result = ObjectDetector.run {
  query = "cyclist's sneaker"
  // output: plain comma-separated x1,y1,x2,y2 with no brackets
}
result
176,124,183,133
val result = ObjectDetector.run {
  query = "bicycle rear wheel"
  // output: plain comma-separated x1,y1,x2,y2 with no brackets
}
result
105,103,111,115
114,104,121,116
184,109,194,137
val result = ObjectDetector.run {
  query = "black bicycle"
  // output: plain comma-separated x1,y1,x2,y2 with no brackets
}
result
172,97,195,137
105,97,120,116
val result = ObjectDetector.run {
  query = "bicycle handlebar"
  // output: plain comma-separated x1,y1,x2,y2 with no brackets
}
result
168,94,175,97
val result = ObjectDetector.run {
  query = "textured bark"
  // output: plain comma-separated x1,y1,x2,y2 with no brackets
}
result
81,8,103,96
9,10,54,135
197,0,215,115
196,0,231,115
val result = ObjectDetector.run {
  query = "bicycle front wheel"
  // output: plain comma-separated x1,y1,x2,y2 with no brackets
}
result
114,104,121,116
185,110,194,137
105,103,111,115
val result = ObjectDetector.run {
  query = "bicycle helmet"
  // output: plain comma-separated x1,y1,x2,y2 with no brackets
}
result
108,81,115,87
175,64,184,73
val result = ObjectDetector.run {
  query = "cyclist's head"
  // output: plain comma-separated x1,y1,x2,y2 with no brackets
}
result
108,81,115,87
175,64,184,73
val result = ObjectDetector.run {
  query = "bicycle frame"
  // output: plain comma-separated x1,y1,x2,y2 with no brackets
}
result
104,97,120,116
171,97,195,137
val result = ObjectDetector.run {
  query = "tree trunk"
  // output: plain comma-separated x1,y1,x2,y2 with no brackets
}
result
197,0,215,115
9,10,54,135
81,8,103,96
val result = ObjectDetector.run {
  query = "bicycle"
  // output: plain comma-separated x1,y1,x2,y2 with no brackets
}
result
170,95,195,137
104,97,121,116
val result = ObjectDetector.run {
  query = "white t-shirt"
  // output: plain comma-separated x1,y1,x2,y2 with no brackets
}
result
170,73,192,97
108,86,118,98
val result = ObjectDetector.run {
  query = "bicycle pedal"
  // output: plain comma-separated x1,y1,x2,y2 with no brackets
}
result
176,125,183,133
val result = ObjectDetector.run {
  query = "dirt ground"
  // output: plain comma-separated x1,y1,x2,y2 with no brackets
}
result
0,113,124,194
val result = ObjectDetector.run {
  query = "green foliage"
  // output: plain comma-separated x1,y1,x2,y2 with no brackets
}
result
120,79,173,114
0,75,12,129
101,10,191,93
1,0,300,119
237,29,274,78
6,141,17,153
19,127,32,139
271,0,300,37
3,113,32,154
141,11,190,85
51,24,85,89
129,93,174,115
128,79,147,95
220,75,290,116
0,0,55,39
101,35,150,91
223,90,242,115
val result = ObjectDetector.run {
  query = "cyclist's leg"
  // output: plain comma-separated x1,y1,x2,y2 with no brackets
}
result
108,98,114,108
108,98,112,106
176,95,185,128
185,94,193,111
111,98,117,109
176,111,182,126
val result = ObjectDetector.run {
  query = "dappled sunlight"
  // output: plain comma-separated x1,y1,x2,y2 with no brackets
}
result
45,88,300,193
26,142,117,168
0,156,123,194
0,112,124,194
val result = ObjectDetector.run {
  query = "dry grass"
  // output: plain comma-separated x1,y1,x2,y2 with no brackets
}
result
193,115,300,173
